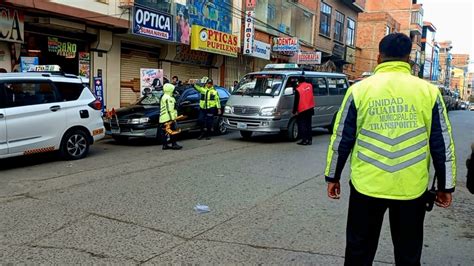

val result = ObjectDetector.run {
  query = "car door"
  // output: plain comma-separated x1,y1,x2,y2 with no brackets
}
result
177,88,200,130
4,80,67,155
0,84,7,156
325,77,348,125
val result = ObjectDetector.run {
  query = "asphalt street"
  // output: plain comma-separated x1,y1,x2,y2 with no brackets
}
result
0,111,473,264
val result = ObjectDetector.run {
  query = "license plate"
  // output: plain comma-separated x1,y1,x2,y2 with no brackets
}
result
237,122,247,129
111,128,120,134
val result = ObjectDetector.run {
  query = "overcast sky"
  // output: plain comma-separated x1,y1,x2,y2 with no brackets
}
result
420,0,474,70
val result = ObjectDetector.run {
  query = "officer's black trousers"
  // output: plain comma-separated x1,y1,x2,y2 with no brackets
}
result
296,110,313,142
198,108,217,136
345,183,426,266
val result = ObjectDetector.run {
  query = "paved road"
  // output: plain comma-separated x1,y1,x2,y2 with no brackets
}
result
1,111,473,264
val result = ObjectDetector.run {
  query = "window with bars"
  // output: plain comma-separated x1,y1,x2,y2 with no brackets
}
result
334,11,345,42
346,18,355,46
320,2,332,37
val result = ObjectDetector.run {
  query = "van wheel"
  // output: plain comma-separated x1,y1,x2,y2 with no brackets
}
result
287,119,298,141
60,129,90,160
240,131,253,139
113,135,129,143
214,117,227,135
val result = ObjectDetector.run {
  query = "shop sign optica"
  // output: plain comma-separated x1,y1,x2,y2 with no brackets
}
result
0,6,24,43
190,25,239,57
272,37,299,52
132,5,173,41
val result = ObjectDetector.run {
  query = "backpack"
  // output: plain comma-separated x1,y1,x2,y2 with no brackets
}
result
467,144,474,194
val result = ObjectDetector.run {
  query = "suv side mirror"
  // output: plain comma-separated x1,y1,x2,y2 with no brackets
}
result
284,87,294,96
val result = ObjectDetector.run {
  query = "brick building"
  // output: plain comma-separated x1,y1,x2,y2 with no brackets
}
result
438,41,453,88
451,54,470,69
352,0,424,77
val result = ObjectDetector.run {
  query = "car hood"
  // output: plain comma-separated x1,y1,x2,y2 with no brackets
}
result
115,105,159,119
226,94,280,108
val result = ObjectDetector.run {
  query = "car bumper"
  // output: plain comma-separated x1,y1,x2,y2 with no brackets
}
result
104,122,158,138
223,116,288,132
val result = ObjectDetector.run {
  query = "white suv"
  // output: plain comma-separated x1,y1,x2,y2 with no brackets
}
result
0,69,105,160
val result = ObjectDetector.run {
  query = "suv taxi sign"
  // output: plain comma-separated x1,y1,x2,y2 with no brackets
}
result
28,65,62,72
264,63,299,70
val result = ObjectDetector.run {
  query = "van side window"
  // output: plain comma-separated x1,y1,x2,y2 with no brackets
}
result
309,77,328,96
4,81,60,107
328,78,348,95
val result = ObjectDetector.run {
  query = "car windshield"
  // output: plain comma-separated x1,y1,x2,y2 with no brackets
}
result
233,74,284,96
136,91,163,105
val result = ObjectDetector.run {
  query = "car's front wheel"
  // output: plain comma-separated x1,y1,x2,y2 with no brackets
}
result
60,129,90,160
214,117,227,135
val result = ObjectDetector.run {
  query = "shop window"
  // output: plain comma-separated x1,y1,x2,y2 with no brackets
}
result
4,82,59,107
54,82,85,101
346,18,355,46
320,2,332,37
334,11,345,43
292,8,314,44
309,77,328,96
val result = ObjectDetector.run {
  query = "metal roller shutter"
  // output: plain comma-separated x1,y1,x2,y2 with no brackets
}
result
120,47,159,107
171,63,210,84
225,55,252,88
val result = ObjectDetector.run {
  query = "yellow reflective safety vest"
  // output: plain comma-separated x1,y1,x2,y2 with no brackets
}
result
194,84,221,109
325,61,456,200
159,84,178,123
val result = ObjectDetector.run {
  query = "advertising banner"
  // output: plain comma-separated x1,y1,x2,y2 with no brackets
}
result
48,37,77,58
190,25,239,57
243,11,255,55
176,4,191,44
20,57,38,72
251,40,271,60
78,52,90,78
140,68,163,95
188,0,232,33
272,37,299,52
246,0,257,9
132,5,173,42
0,7,24,43
296,51,322,65
93,77,105,114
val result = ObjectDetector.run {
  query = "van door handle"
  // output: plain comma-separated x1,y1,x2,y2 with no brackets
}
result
50,105,61,112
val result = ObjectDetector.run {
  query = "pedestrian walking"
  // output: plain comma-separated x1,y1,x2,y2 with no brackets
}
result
159,83,182,150
324,33,456,266
194,78,221,140
293,76,315,145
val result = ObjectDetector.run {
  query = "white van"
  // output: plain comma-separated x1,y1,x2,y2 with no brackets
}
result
223,64,349,140
0,66,105,160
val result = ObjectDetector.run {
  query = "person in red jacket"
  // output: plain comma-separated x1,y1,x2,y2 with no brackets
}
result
293,76,315,145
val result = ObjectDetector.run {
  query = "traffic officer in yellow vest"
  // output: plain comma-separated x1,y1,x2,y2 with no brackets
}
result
194,78,221,140
325,33,456,265
159,83,182,150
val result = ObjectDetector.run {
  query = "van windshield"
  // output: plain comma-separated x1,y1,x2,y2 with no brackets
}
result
233,74,284,96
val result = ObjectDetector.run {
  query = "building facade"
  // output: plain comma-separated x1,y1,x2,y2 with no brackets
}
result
420,21,440,82
438,40,453,88
353,0,424,76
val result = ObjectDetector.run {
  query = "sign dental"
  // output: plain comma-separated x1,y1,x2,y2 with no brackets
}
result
132,5,173,41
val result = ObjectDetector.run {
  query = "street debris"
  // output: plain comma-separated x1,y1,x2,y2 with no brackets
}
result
194,204,210,214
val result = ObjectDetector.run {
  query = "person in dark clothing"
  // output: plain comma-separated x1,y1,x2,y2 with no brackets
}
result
293,76,315,145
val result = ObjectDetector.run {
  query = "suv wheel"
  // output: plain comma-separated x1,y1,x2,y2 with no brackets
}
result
60,129,90,160
214,117,227,135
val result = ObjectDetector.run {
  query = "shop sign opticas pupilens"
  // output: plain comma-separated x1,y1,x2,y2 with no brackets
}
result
191,25,239,57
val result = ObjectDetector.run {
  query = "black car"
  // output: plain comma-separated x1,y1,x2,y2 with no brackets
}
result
104,85,230,142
